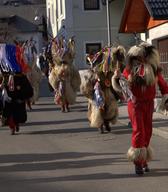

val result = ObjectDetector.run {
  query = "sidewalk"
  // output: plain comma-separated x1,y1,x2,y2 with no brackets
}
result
118,103,168,139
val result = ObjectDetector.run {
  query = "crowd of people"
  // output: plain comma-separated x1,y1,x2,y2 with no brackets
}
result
0,35,168,176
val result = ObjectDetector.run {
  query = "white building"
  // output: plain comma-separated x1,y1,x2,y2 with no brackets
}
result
46,0,135,69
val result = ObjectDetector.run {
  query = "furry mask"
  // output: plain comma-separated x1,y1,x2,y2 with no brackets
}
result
127,42,160,86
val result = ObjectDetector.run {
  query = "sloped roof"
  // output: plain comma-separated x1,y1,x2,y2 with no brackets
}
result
119,0,168,33
0,4,46,33
144,0,168,20
0,0,45,5
0,15,38,32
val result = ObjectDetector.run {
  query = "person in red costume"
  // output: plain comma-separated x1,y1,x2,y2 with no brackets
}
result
112,42,168,175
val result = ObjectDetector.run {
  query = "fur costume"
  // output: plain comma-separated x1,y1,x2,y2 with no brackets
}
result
26,59,42,104
112,42,168,174
80,45,126,133
48,36,81,112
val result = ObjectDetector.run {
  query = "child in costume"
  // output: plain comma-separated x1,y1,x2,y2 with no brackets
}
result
112,42,168,175
80,45,126,133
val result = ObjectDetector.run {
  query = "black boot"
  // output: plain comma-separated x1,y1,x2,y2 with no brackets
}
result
143,164,150,172
16,125,20,132
135,165,144,176
11,128,15,135
104,121,111,132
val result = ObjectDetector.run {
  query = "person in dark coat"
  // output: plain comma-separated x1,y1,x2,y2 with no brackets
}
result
2,73,33,135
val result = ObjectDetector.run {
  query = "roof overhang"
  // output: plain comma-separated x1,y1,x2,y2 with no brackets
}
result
0,15,16,23
119,0,168,33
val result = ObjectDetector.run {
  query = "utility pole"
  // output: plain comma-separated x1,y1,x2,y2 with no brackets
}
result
102,0,114,46
106,0,111,46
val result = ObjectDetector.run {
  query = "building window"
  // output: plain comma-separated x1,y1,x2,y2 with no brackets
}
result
85,43,102,64
84,0,100,10
51,4,54,25
60,0,63,15
158,38,168,79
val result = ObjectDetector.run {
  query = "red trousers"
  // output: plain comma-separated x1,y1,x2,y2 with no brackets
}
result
7,116,18,132
128,100,154,148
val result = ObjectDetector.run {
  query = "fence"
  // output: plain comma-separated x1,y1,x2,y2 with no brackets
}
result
160,52,168,79
156,52,168,97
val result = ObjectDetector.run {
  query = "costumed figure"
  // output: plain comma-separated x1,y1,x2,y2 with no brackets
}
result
112,42,168,175
48,36,81,112
80,45,126,133
1,74,33,135
23,39,42,106
0,42,33,135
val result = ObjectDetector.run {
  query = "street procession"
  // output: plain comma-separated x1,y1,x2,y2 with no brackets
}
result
0,0,168,191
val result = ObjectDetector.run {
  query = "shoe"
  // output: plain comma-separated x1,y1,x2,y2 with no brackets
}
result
11,129,15,135
16,126,20,132
66,107,70,112
104,122,111,132
135,165,144,175
143,164,150,172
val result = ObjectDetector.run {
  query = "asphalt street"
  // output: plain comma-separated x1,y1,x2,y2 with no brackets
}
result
0,77,168,192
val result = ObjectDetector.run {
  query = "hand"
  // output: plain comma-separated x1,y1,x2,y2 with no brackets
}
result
114,69,121,78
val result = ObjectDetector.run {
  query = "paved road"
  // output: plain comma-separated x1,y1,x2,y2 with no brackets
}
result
0,77,168,192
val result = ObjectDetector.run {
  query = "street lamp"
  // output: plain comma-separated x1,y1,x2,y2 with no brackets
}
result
102,0,115,46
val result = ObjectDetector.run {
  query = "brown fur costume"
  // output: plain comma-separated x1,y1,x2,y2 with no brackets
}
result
48,37,81,111
80,45,126,133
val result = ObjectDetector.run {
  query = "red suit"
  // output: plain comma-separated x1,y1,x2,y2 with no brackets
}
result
112,42,168,175
123,69,168,151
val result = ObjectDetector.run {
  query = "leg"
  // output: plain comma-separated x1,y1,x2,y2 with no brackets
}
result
26,99,32,110
65,101,70,112
104,120,111,132
15,123,20,132
98,124,104,134
127,101,147,175
8,116,16,135
61,104,65,112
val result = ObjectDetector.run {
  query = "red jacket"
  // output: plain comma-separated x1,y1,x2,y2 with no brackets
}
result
123,68,168,101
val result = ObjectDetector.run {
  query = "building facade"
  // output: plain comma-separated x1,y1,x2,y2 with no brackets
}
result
46,0,135,69
0,0,47,53
119,0,168,80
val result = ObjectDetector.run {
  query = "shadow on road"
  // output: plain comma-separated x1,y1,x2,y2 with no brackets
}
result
0,152,124,163
24,118,88,127
20,168,168,183
27,127,96,135
0,152,127,172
